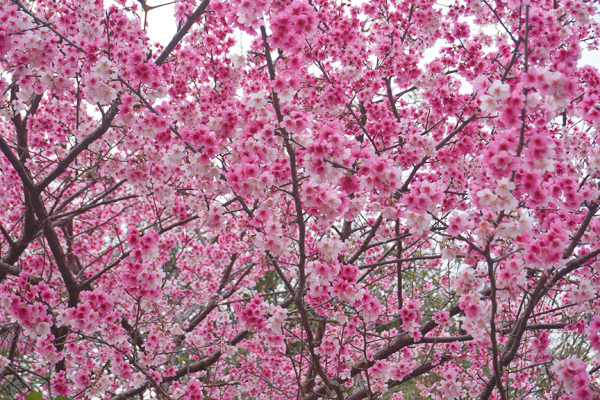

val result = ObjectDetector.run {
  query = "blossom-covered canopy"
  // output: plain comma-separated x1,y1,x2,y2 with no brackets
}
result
1,0,600,399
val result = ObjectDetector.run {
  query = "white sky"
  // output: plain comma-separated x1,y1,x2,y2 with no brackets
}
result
144,1,178,46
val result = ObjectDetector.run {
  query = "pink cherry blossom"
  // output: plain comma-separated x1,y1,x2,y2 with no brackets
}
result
1,0,599,399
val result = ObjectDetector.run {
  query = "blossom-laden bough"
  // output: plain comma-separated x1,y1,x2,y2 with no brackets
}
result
1,0,600,399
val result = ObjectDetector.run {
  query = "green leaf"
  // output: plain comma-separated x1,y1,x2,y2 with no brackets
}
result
55,396,72,400
25,391,43,400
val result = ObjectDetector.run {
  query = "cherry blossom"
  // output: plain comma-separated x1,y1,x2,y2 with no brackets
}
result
1,0,600,399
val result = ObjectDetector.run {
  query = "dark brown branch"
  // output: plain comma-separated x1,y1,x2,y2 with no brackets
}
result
154,0,211,66
359,254,441,269
80,251,131,289
479,249,600,399
346,355,453,400
347,216,384,264
0,135,41,281
166,298,293,382
0,260,21,277
486,247,507,400
435,113,477,151
184,254,238,332
36,100,120,191
562,201,599,259
384,77,401,122
0,222,14,246
13,0,85,52
109,384,148,400
260,25,308,302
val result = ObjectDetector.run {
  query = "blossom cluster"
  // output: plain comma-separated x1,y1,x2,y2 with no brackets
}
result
1,0,600,399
